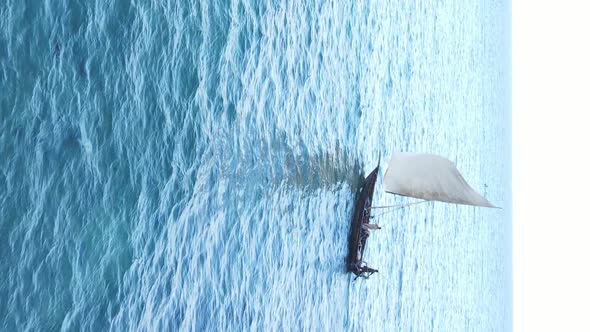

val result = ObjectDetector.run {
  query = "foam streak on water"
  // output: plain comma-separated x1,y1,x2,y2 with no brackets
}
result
1,0,511,330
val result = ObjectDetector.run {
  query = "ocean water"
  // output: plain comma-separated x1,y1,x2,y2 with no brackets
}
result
0,0,511,331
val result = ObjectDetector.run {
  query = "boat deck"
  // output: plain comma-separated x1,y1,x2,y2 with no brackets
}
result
347,165,379,275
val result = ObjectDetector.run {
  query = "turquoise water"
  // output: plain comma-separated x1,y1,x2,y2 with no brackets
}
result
0,0,511,331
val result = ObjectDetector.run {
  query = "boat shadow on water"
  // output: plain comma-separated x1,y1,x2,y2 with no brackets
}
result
250,147,365,192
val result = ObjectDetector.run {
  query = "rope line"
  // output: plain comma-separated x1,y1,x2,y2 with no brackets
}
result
370,200,430,218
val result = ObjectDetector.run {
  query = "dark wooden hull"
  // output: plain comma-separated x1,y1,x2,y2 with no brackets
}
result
347,165,379,274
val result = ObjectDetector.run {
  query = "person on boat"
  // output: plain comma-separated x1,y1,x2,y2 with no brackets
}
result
360,228,369,242
363,199,372,218
362,223,381,230
355,261,367,271
353,261,378,280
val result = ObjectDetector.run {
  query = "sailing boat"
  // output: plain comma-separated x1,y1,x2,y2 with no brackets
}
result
347,152,496,279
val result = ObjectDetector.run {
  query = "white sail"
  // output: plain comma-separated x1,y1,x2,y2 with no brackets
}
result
383,153,495,208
